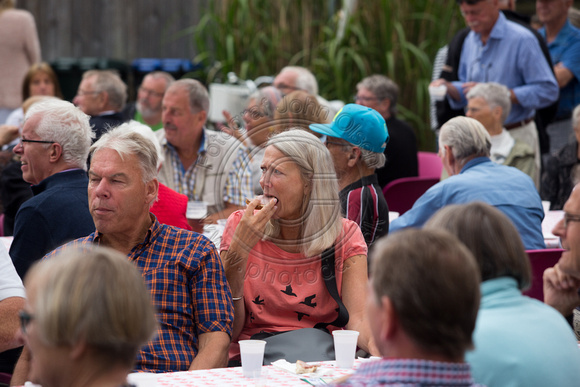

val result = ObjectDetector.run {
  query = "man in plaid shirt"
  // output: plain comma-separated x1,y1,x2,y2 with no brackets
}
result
337,229,483,387
12,127,234,382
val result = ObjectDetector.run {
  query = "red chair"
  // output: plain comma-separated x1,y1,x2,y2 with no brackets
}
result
523,249,564,301
382,177,440,215
0,372,11,386
417,151,443,179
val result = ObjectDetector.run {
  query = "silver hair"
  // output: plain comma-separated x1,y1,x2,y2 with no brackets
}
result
439,116,491,162
264,129,342,256
466,82,512,124
280,66,319,96
116,121,164,169
360,147,386,169
169,79,210,114
83,70,127,111
25,99,94,170
90,125,158,186
356,74,399,115
573,104,580,130
357,74,399,115
143,71,175,91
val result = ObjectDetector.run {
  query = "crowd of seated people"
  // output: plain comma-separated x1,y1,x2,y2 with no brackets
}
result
3,1,580,385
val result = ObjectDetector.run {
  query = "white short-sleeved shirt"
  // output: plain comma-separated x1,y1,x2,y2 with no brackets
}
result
0,243,25,301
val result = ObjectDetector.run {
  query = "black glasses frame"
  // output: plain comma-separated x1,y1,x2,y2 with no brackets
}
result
20,139,56,145
564,213,580,229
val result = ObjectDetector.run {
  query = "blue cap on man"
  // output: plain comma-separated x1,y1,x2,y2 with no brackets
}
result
309,104,389,153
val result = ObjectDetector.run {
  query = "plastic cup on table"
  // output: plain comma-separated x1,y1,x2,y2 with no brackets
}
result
186,201,208,233
126,372,158,387
332,330,359,368
239,339,267,378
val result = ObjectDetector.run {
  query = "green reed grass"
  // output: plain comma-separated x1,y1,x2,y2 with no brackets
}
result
190,0,464,151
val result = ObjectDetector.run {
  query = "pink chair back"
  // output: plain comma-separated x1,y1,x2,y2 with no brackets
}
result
382,177,440,215
417,151,443,179
523,249,564,301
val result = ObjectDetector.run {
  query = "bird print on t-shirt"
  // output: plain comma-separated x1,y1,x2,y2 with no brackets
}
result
295,311,310,321
299,294,317,308
252,295,265,305
281,284,297,297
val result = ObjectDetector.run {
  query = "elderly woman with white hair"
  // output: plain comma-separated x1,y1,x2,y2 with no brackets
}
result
221,129,379,363
18,245,157,387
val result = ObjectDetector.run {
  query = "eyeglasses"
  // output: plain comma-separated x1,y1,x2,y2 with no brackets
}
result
564,213,580,229
354,95,382,103
19,310,34,334
76,89,101,97
138,86,164,98
325,140,350,148
17,139,56,148
273,83,302,93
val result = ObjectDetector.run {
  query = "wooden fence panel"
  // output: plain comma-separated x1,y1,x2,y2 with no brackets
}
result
16,0,207,62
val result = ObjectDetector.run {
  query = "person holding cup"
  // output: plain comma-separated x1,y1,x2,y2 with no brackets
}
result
336,228,482,386
221,129,379,363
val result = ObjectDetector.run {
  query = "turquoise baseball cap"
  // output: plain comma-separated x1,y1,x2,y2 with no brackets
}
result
309,104,389,153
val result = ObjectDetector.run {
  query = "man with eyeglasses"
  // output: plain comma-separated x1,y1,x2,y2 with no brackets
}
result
544,184,580,338
123,71,175,131
432,0,559,179
310,104,390,249
355,75,418,188
73,70,129,142
9,99,95,279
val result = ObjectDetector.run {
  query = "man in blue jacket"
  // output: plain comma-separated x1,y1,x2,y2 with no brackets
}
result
390,116,545,250
10,99,95,278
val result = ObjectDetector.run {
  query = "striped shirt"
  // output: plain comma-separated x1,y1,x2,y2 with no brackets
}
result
339,174,389,247
46,216,234,372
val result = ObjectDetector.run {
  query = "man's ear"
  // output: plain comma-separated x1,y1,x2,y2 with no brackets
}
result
382,296,399,340
48,143,63,163
347,146,361,167
97,91,109,110
145,178,159,205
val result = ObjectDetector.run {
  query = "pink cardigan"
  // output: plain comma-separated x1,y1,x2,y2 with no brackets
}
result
0,9,41,109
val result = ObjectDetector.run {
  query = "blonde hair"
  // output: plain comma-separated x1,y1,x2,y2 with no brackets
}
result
263,129,342,256
25,246,157,368
273,90,331,134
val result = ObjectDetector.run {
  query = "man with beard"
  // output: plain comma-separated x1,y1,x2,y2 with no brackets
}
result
124,71,174,131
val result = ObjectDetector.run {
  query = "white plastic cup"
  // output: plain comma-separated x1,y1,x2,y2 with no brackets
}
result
186,201,208,233
333,330,359,368
239,339,266,378
428,84,448,101
126,372,158,387
542,200,551,215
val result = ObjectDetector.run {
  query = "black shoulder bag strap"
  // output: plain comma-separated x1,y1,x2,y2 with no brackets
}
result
314,245,349,330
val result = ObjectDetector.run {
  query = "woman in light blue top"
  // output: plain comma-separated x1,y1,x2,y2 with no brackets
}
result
426,202,580,387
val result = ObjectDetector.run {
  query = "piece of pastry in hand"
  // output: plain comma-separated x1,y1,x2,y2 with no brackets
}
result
296,360,319,374
245,198,264,210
